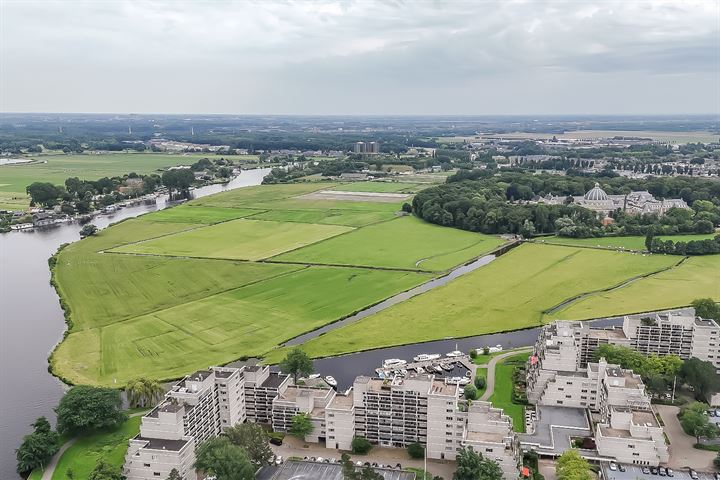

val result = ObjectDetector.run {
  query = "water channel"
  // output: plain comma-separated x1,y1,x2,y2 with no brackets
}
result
0,169,269,478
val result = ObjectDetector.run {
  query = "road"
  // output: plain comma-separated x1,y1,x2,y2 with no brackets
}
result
655,404,715,471
479,347,533,401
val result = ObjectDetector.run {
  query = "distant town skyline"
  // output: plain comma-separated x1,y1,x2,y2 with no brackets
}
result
1,0,718,115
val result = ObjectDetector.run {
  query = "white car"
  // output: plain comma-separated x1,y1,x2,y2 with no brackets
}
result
274,456,283,465
609,462,617,471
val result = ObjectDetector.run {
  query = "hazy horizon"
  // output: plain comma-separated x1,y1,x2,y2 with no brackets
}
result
2,0,719,115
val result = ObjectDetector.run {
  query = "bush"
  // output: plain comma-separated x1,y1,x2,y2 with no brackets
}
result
474,376,486,390
351,436,372,454
463,384,478,400
408,442,424,459
469,350,477,359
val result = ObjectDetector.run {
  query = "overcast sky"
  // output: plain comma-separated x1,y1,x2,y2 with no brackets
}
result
1,0,718,115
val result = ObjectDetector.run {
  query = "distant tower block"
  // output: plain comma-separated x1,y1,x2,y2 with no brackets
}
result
191,126,195,136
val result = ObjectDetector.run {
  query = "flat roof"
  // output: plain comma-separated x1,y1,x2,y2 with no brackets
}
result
465,431,507,444
136,436,189,451
187,369,212,382
261,372,289,389
213,369,236,379
588,329,627,340
328,394,354,410
277,385,331,402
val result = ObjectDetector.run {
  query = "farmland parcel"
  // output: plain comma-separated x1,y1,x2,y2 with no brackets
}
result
51,182,720,387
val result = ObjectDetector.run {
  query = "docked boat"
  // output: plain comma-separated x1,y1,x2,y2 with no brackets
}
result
325,376,337,387
424,366,435,374
433,365,443,374
413,353,441,362
441,363,454,372
383,359,407,368
445,350,464,358
308,374,320,379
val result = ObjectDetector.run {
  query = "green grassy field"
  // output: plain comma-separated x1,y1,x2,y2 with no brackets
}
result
540,233,718,251
330,182,421,193
275,215,506,271
271,243,680,360
552,254,720,320
50,416,141,480
112,218,354,261
144,205,259,224
54,266,428,385
489,352,531,432
0,153,218,207
240,208,392,227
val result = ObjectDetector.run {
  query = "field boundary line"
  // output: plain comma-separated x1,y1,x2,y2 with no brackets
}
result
541,256,687,317
80,264,309,331
260,258,432,274
531,239,646,253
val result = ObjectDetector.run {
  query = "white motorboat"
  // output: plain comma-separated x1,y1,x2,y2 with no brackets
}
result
445,350,464,358
308,374,321,379
325,376,337,387
383,359,407,368
413,353,441,362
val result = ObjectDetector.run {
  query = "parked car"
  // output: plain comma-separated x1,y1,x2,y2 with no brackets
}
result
642,467,651,474
650,466,658,475
689,469,699,480
275,456,283,466
659,467,667,476
619,465,626,472
609,462,618,471
666,469,673,477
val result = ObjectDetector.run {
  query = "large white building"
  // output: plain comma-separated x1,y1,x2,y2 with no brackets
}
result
537,182,689,216
125,366,520,480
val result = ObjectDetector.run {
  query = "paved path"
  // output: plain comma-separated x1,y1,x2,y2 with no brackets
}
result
39,410,148,480
480,347,533,401
656,404,715,471
41,438,77,480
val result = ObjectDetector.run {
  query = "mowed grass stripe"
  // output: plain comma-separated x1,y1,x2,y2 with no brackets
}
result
539,232,718,251
142,205,263,224
274,215,506,271
272,243,679,361
55,266,430,385
247,208,393,227
110,218,355,261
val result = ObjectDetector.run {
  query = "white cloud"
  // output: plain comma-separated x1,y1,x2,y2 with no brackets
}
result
1,0,717,114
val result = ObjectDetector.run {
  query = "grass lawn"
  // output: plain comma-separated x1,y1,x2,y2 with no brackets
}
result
144,205,261,224
274,216,506,271
56,254,298,329
0,153,216,206
489,352,531,432
50,416,141,480
111,218,354,261
552,254,720,320
330,182,422,193
190,182,333,208
540,233,718,251
281,244,679,359
472,350,510,366
53,266,429,385
247,208,392,227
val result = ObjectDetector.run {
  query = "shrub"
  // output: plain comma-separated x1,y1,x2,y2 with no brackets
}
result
463,384,478,400
474,376,486,390
351,436,372,454
408,442,424,459
469,350,477,359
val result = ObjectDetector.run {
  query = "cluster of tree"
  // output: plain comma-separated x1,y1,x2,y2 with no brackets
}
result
679,402,718,443
692,298,720,320
593,344,683,394
160,169,195,199
16,385,128,477
189,157,234,179
411,171,720,238
125,377,164,408
15,417,60,475
556,450,592,480
648,233,720,256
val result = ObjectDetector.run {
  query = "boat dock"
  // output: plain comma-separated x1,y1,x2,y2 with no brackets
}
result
376,354,474,380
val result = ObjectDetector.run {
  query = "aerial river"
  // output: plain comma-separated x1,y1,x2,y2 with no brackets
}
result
0,169,269,478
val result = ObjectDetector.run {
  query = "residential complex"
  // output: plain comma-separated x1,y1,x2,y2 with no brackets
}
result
124,366,520,480
521,311,718,466
354,141,381,154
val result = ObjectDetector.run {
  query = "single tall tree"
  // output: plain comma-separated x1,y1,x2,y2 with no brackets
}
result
280,347,314,384
55,386,127,435
15,416,61,475
166,468,183,480
453,447,503,480
88,461,122,480
556,450,592,480
692,298,720,320
290,413,314,440
126,377,164,408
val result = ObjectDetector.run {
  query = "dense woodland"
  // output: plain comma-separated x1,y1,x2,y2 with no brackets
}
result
412,170,720,239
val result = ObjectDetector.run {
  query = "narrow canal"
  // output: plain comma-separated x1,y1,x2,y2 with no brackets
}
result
0,169,269,479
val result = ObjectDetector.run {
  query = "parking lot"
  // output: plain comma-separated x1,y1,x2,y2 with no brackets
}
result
602,463,715,480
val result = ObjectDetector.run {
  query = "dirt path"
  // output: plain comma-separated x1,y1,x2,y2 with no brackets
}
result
480,347,533,401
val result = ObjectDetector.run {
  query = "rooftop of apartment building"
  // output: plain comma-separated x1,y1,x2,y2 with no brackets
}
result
261,372,289,389
357,374,457,396
587,329,626,340
213,368,237,379
276,385,332,402
464,430,508,444
327,394,354,410
145,402,183,418
133,436,189,451
605,367,641,388
188,369,212,382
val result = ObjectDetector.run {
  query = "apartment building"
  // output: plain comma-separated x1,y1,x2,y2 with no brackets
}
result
272,385,335,443
126,367,520,479
353,141,380,154
124,366,245,480
595,407,669,466
537,311,720,371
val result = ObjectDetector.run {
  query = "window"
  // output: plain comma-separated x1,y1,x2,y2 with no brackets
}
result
143,464,151,468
